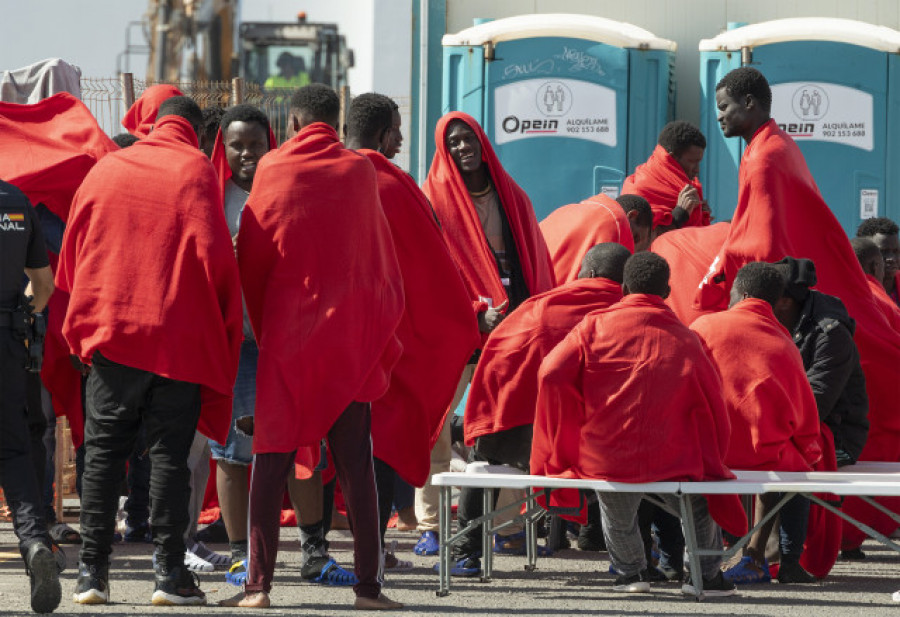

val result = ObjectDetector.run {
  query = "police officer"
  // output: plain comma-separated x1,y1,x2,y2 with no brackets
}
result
0,178,61,613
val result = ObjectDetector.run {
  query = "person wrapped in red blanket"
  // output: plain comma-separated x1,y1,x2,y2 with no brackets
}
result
856,217,900,309
692,67,900,553
852,237,900,331
539,194,650,284
121,84,184,139
225,85,404,611
691,263,832,584
532,252,738,596
345,93,479,569
622,121,711,234
59,97,243,605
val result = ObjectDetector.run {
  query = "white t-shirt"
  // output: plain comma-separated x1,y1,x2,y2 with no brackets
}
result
224,178,249,236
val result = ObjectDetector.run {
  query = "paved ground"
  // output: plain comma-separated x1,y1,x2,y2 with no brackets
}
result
1,522,899,616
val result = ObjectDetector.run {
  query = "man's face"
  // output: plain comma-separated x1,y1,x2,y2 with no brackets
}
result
716,88,751,138
446,121,482,173
674,145,704,179
224,121,269,187
381,110,403,160
872,232,900,286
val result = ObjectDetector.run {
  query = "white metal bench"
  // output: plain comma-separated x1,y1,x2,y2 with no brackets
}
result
432,462,900,600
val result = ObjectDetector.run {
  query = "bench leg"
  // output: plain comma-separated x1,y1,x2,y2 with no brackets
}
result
525,489,537,572
437,485,451,597
679,494,704,601
482,488,494,582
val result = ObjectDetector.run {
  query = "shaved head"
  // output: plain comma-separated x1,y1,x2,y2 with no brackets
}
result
577,243,632,283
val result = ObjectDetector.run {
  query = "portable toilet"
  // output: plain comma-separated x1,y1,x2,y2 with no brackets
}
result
442,14,675,221
699,18,900,233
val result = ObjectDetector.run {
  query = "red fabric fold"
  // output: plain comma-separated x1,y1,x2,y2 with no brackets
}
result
867,274,900,331
539,195,634,284
121,84,183,138
531,294,738,530
422,111,555,335
622,145,709,229
57,115,243,443
361,149,479,487
237,123,404,465
465,277,623,446
0,92,117,221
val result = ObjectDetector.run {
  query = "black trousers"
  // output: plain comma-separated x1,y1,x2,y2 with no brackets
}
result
79,352,200,569
0,327,50,556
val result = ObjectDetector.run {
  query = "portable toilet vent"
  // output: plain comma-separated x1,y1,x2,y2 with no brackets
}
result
442,14,675,221
699,18,900,233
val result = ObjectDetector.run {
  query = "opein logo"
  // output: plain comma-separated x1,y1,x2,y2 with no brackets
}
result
501,81,572,136
780,84,829,136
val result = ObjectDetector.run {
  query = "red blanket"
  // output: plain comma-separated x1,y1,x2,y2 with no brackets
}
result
622,145,709,229
423,112,555,330
689,120,900,545
867,274,900,331
121,84,183,138
360,149,479,487
465,277,622,446
237,123,404,463
651,223,730,325
532,294,744,535
0,92,117,221
57,115,243,443
690,299,823,471
539,195,634,284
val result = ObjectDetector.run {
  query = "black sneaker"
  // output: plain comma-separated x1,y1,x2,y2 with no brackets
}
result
840,547,866,561
73,561,108,605
26,543,62,613
151,563,206,606
682,570,737,597
195,517,229,544
612,570,651,592
776,561,817,584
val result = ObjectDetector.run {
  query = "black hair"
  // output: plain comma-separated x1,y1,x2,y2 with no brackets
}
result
616,194,653,229
733,262,784,307
347,93,394,142
850,237,882,266
658,121,706,157
579,243,632,283
623,252,670,296
715,67,772,113
202,106,225,137
156,95,203,128
112,133,139,148
856,216,899,238
290,84,340,125
221,104,271,137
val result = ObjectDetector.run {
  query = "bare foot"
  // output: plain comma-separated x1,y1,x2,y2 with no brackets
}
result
354,593,403,610
218,591,271,608
396,506,418,531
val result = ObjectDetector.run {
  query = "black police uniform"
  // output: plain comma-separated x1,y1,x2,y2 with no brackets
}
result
0,178,53,555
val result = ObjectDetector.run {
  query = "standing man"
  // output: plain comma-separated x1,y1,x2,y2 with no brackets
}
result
0,179,60,614
856,217,900,307
224,84,405,610
59,96,243,606
414,111,555,556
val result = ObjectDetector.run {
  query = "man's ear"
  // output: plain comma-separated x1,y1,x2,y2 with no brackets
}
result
662,283,671,300
288,112,302,135
744,94,755,110
622,282,631,296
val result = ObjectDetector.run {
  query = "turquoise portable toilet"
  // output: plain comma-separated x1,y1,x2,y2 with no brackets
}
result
442,14,675,221
699,18,900,233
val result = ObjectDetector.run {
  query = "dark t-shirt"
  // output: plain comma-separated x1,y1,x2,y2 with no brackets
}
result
0,179,49,310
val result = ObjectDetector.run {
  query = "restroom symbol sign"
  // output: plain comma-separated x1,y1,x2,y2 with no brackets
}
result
536,81,573,117
792,85,829,121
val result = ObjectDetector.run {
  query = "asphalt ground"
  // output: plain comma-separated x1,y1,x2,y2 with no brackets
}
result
1,522,899,616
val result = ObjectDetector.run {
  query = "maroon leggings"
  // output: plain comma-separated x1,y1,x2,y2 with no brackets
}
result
245,401,382,599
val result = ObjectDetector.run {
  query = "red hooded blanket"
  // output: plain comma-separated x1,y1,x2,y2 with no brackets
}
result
531,294,745,535
867,274,900,331
237,123,404,464
539,195,634,284
121,84,183,139
689,120,900,545
622,144,710,229
422,112,555,329
57,115,243,443
361,149,479,487
465,276,623,446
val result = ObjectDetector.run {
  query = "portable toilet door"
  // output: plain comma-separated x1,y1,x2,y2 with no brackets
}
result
699,18,900,234
442,14,675,221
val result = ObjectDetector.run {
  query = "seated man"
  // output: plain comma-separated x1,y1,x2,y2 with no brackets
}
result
540,194,651,283
532,252,737,596
691,262,824,585
621,120,710,234
856,217,900,307
443,243,631,576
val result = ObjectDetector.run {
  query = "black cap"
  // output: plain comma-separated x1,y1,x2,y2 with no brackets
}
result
772,256,817,302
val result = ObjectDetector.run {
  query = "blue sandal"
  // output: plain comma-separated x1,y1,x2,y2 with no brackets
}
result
723,556,771,584
225,560,246,586
308,558,358,586
414,531,440,556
